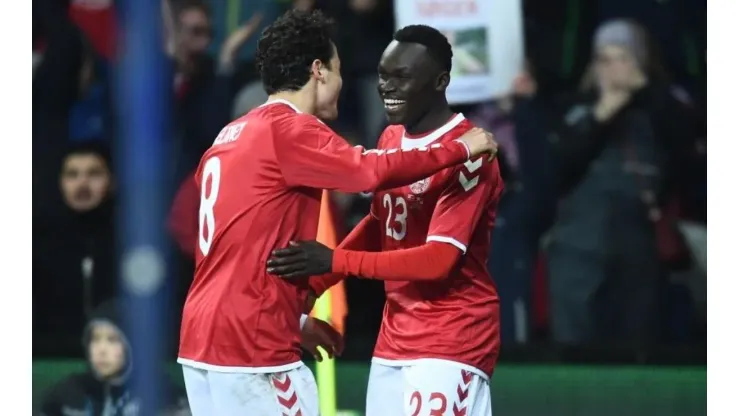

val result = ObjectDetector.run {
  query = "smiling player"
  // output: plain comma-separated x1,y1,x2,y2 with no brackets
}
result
268,25,504,416
176,11,500,416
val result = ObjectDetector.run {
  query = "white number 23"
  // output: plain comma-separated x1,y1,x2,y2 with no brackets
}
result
382,194,407,241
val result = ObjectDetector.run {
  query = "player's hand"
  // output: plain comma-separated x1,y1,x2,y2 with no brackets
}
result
267,241,333,279
460,127,498,161
301,317,344,361
593,86,631,122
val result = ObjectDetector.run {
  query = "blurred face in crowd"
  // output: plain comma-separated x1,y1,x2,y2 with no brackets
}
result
378,41,448,126
60,152,112,213
177,6,212,60
89,322,126,379
595,45,645,90
313,43,343,121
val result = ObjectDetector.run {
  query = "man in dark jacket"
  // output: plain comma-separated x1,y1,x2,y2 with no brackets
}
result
33,142,118,356
40,299,189,416
546,20,698,347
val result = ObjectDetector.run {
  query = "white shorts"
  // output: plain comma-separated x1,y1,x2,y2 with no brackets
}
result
366,360,492,416
182,364,318,415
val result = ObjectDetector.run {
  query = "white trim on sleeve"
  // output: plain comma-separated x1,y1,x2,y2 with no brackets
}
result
426,235,467,253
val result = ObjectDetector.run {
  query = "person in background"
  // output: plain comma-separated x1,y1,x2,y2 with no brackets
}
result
40,299,190,416
162,0,262,185
68,39,113,144
471,64,557,346
33,0,88,219
546,19,697,347
34,142,117,356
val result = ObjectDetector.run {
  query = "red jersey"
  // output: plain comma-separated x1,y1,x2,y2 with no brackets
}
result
177,100,473,372
370,114,504,378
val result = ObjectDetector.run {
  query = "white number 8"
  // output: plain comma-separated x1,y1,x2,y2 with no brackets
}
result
199,157,221,256
382,194,407,241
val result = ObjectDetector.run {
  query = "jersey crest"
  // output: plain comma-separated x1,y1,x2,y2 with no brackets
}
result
409,177,431,195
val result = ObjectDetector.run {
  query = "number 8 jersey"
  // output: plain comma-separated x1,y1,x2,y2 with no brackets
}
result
370,114,504,379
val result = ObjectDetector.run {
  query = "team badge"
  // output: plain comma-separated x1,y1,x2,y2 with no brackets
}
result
409,177,431,195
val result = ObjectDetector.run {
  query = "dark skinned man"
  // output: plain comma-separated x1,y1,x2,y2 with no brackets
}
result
267,24,504,416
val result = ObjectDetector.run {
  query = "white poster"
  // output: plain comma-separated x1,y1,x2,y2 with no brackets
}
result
394,0,524,104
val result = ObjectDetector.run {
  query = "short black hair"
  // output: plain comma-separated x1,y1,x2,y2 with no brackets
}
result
255,10,336,95
393,25,453,72
63,141,112,171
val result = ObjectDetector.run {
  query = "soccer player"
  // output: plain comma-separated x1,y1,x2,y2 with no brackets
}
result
177,10,497,416
267,25,504,415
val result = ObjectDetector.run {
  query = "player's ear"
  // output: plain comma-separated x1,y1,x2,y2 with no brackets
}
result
311,59,326,83
434,71,451,92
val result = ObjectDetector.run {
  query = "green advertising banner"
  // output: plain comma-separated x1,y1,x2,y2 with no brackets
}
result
33,361,705,415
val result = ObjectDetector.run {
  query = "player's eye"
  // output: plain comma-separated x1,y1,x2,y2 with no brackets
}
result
88,168,105,178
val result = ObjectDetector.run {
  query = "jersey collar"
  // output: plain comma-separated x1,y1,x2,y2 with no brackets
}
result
260,98,303,113
401,113,466,150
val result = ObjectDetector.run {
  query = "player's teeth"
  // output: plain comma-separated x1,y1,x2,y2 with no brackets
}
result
384,99,406,105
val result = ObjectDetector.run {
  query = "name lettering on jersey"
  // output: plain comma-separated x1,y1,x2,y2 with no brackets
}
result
459,157,483,192
213,122,246,145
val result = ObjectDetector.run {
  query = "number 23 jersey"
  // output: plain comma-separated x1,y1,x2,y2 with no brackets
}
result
370,114,504,378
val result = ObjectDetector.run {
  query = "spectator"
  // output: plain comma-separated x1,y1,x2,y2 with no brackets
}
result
164,0,262,185
39,299,190,415
33,0,88,219
67,40,113,144
546,19,696,347
34,142,117,356
472,65,557,345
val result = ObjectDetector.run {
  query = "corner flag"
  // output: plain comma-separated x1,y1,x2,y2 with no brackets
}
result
311,190,348,416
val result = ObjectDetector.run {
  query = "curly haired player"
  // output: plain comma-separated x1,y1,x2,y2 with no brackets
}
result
175,10,498,415
269,25,504,416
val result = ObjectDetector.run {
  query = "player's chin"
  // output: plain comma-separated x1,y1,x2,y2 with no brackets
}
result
384,109,407,125
383,102,410,125
317,105,339,121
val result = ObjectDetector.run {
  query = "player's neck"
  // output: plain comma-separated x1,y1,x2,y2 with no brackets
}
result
267,90,316,115
404,104,454,136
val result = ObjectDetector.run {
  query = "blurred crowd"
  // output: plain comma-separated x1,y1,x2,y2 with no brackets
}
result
33,0,706,370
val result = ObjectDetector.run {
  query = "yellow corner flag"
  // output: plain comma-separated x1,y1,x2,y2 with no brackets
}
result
311,190,348,416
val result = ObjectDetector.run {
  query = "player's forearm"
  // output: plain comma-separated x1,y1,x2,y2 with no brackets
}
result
303,293,317,314
308,214,381,296
308,273,346,298
340,140,471,193
282,139,470,193
340,214,381,251
332,242,461,281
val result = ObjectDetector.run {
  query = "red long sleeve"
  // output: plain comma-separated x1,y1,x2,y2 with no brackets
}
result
274,113,471,193
308,214,381,296
168,173,200,257
332,241,461,281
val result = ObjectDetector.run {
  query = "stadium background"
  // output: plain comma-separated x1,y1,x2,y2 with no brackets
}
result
32,0,706,415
